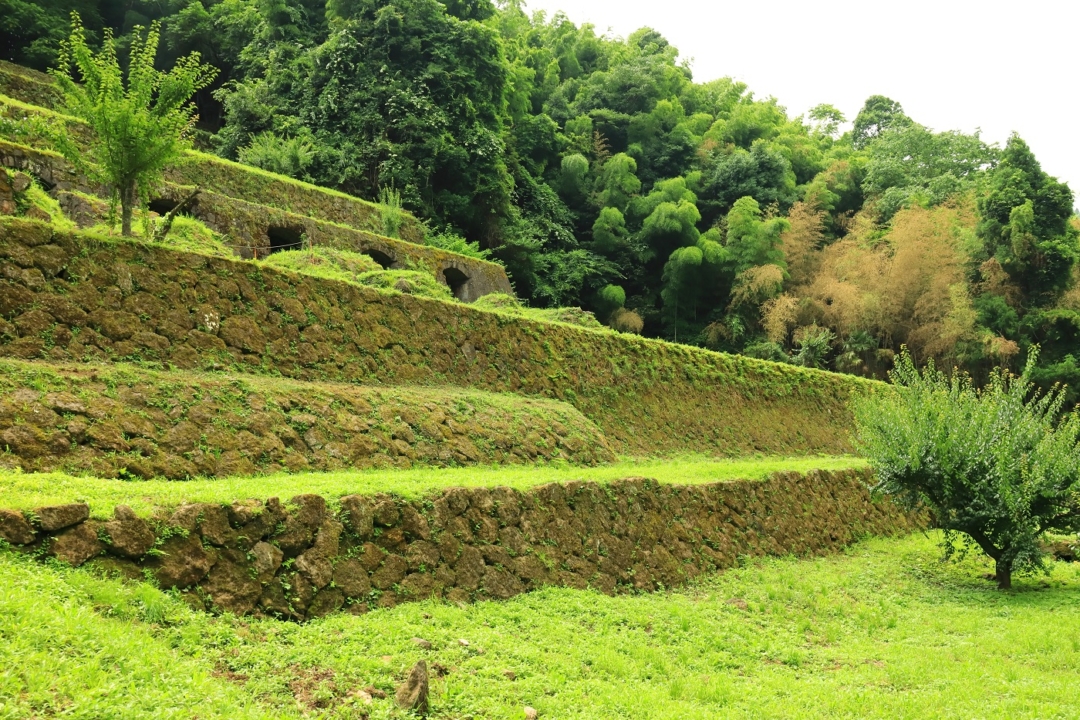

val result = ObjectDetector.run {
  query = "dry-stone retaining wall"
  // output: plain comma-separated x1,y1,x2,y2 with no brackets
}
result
0,139,511,301
0,468,919,620
0,218,870,456
0,73,428,244
151,184,513,301
0,358,614,478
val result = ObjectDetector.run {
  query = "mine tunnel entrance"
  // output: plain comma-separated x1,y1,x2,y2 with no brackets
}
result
365,249,395,269
149,198,178,215
443,267,470,301
267,225,305,254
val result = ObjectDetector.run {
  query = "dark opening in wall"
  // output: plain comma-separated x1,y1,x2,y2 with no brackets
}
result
149,198,178,215
443,267,470,301
267,225,305,254
365,249,395,269
32,172,55,192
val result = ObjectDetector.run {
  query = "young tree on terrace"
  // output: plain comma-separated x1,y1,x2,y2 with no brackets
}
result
854,348,1080,589
50,13,216,236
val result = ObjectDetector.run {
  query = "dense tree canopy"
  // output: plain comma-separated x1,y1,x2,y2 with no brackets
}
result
6,0,1078,388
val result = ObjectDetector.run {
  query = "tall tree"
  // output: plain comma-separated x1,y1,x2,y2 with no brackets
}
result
51,14,217,235
977,134,1078,300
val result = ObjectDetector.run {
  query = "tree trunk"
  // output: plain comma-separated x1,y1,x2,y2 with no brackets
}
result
995,557,1012,590
120,184,135,237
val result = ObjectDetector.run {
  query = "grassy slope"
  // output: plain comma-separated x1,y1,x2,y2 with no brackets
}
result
0,455,864,516
3,532,1079,719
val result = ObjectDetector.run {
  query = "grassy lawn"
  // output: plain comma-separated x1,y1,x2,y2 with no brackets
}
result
0,454,865,517
3,531,1079,719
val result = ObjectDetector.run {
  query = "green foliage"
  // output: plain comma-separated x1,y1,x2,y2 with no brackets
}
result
377,186,404,239
423,229,490,260
237,131,315,180
49,13,216,235
217,0,512,241
977,134,1078,300
593,283,626,321
851,95,911,149
260,246,380,282
0,0,107,69
792,325,834,369
861,123,998,222
86,212,231,256
355,269,454,301
471,292,605,329
854,348,1080,588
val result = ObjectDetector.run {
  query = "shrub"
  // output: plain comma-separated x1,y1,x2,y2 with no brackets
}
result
424,229,490,260
609,307,644,335
237,131,315,180
378,186,403,239
854,348,1080,588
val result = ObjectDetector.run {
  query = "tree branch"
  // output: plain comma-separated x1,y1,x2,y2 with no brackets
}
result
152,187,200,243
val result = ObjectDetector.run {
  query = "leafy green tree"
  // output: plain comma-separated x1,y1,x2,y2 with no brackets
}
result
697,144,795,227
724,196,788,274
807,103,845,139
854,349,1080,589
218,0,512,240
862,124,998,221
977,134,1078,300
591,206,628,254
595,153,641,211
51,14,217,235
0,0,110,68
851,94,911,149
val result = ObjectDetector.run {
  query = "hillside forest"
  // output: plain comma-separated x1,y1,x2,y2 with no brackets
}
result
5,0,1079,392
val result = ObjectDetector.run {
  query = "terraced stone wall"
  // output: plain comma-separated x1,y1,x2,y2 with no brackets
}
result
0,218,871,456
0,359,614,478
0,80,428,243
152,184,512,300
0,139,510,300
0,468,919,620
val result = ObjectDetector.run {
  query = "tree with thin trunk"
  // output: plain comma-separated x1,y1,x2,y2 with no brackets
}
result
49,13,216,236
854,347,1080,589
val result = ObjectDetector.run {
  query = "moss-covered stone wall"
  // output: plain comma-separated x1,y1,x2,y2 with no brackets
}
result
153,184,513,300
0,139,512,300
0,359,614,478
0,468,919,620
0,217,872,456
0,83,428,243
0,61,62,111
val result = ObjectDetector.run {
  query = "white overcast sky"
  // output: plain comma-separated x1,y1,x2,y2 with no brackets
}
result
522,0,1080,202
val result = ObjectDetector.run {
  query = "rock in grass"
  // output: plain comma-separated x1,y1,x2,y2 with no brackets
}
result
34,503,89,532
524,706,538,719
51,522,102,566
102,505,155,558
411,637,432,650
395,660,429,715
151,534,215,589
0,509,35,545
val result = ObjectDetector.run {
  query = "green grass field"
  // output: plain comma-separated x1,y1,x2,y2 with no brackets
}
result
0,455,865,517
3,531,1078,719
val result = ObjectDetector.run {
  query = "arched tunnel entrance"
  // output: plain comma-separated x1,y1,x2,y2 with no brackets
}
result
443,267,470,301
267,225,305,254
